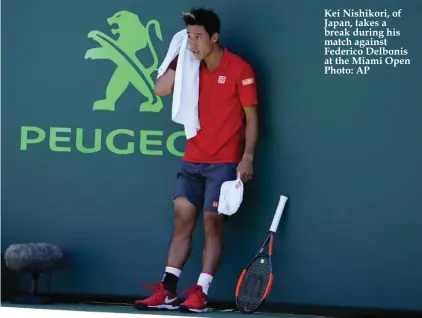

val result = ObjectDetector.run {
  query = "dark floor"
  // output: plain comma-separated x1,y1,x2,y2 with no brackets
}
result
1,302,330,318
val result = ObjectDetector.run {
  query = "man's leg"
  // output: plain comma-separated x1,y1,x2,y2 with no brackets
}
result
198,211,226,292
134,161,204,311
162,197,197,293
179,163,237,313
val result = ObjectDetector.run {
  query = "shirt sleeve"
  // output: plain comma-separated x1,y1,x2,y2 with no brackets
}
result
168,56,178,71
237,63,258,107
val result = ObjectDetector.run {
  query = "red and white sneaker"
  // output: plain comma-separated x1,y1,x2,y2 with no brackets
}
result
179,284,208,313
134,281,179,310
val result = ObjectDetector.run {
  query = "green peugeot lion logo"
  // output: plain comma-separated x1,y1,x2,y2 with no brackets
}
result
85,10,163,113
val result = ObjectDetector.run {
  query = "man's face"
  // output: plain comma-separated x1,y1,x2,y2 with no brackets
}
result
187,25,217,60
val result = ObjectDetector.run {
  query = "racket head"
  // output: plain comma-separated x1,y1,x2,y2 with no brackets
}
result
235,234,274,314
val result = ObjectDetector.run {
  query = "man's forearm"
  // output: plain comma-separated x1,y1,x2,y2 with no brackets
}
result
154,56,177,96
154,69,175,96
243,112,258,160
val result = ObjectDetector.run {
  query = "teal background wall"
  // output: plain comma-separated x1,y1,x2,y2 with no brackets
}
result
2,0,422,311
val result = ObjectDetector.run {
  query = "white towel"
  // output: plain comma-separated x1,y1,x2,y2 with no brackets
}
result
217,173,244,216
157,29,201,139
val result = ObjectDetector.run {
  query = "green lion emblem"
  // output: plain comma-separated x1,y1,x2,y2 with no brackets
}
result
85,10,163,112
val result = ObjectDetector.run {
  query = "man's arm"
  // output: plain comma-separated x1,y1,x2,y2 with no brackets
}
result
236,63,259,182
154,56,178,96
154,69,175,96
242,106,258,161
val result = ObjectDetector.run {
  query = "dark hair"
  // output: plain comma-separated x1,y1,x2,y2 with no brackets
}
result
182,8,220,38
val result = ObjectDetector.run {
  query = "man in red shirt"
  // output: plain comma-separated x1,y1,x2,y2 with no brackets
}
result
134,8,258,313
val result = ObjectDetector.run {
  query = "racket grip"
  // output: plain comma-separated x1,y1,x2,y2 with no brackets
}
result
269,195,288,233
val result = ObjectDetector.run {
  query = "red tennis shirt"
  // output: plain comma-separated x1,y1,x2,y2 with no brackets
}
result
169,46,258,164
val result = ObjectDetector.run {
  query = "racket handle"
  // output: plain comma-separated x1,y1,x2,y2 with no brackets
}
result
269,195,288,233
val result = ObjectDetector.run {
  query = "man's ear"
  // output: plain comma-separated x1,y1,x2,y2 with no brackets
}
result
211,32,219,43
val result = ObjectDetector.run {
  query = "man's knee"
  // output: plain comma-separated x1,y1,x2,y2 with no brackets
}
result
203,212,225,238
173,197,197,237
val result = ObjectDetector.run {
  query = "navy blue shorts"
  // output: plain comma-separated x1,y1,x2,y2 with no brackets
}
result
173,160,238,213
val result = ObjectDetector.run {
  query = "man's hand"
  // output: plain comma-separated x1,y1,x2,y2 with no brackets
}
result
237,155,254,183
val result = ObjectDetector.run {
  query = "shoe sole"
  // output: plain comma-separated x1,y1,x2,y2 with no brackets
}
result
134,303,179,311
179,305,208,313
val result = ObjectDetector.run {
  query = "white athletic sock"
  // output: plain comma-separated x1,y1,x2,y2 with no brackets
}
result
197,273,213,295
163,266,182,279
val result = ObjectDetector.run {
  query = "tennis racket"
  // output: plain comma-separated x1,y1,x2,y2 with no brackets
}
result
235,195,288,314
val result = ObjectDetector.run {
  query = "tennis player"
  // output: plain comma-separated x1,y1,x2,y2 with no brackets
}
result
135,7,258,313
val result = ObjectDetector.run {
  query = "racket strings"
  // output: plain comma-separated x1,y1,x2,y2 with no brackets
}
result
236,256,272,313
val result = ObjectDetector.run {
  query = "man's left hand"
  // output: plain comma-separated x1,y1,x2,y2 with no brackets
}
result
237,156,254,183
